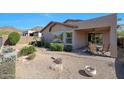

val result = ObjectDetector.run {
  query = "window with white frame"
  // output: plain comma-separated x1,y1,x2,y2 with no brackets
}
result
65,32,72,44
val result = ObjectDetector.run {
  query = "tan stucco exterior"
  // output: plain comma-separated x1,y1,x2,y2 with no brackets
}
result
42,23,74,42
42,14,117,57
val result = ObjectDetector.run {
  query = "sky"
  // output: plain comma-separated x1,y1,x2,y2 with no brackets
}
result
0,13,123,30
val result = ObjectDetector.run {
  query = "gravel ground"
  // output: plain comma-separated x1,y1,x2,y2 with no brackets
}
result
16,48,116,79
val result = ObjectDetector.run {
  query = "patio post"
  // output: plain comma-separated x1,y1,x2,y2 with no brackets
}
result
110,26,117,57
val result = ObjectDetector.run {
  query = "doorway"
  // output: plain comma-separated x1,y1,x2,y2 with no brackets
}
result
88,33,103,46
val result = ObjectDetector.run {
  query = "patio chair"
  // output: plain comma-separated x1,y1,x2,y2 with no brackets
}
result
99,44,110,55
88,42,97,54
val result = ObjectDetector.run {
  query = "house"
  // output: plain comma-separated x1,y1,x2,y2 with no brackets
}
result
33,31,42,37
23,26,43,37
23,30,35,36
23,30,42,37
41,14,117,57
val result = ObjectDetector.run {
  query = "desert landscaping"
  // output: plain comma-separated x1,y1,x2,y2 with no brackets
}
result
16,46,116,79
0,13,124,79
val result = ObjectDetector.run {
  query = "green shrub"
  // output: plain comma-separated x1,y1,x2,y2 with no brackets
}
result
36,41,43,47
64,45,72,52
29,38,44,47
50,43,64,51
50,43,57,51
56,43,64,51
26,53,36,60
44,42,50,48
41,38,44,46
8,32,20,45
29,41,35,46
19,45,36,56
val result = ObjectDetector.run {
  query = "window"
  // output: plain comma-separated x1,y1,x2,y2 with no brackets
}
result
88,33,103,45
51,32,64,43
65,32,72,44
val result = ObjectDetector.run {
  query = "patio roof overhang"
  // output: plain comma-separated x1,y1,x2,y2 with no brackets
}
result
75,26,111,32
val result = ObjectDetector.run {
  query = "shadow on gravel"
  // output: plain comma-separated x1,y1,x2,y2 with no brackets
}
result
78,70,90,77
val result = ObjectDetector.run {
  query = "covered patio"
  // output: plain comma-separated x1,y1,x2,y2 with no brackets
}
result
72,26,117,57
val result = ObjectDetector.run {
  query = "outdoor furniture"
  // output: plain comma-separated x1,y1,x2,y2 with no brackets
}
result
84,66,96,77
98,44,110,55
88,43,97,53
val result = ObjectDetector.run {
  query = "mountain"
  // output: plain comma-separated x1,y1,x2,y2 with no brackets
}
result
0,26,23,32
30,26,43,32
0,26,23,36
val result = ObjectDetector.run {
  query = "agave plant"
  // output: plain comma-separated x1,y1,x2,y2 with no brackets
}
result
2,47,15,54
0,47,17,63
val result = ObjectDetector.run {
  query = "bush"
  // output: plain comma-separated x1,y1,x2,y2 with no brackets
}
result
36,41,42,47
50,43,64,51
29,38,44,47
56,43,64,51
8,32,20,45
64,45,72,52
19,45,36,56
44,42,50,48
26,53,36,60
29,41,35,46
50,43,57,51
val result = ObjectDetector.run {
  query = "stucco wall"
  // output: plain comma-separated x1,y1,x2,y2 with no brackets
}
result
51,24,73,32
42,24,73,42
73,31,88,49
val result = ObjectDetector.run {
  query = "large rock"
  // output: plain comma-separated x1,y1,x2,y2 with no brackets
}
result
49,63,63,72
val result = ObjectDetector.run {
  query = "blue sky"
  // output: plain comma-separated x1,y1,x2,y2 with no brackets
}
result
0,13,123,30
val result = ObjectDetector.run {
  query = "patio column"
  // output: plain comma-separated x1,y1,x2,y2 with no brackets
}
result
110,26,117,57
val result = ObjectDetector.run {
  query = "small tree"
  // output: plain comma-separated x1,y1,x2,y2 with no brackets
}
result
8,32,20,45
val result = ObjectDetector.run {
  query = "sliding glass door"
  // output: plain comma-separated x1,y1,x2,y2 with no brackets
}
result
88,33,103,46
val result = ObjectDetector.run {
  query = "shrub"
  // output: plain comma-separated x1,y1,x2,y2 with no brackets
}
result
50,43,64,51
29,41,35,46
8,32,20,45
56,43,64,51
44,42,50,48
36,41,42,47
26,53,36,60
29,41,42,47
50,43,57,51
29,37,44,47
64,45,72,52
19,45,36,56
